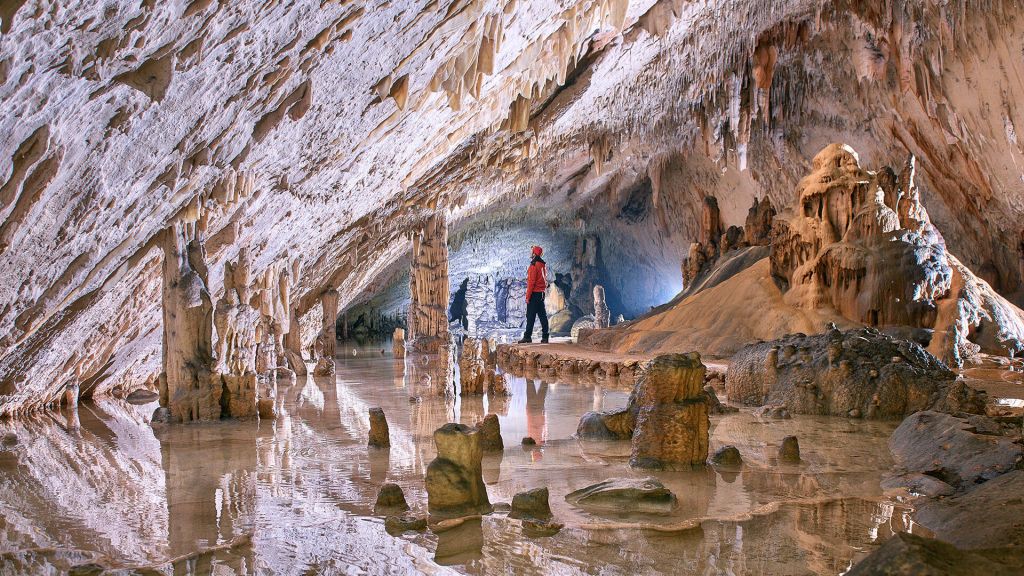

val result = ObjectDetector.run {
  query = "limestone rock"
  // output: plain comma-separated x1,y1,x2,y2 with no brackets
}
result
475,413,503,452
577,353,709,470
565,477,677,515
509,487,552,520
593,285,610,329
375,483,409,512
425,423,492,519
409,215,451,354
778,436,800,462
458,338,486,395
393,328,406,358
570,315,597,340
368,407,390,448
313,290,339,376
914,471,1024,550
726,328,964,419
888,411,1022,491
630,353,710,470
846,532,1024,576
385,515,427,535
711,445,743,466
159,222,220,422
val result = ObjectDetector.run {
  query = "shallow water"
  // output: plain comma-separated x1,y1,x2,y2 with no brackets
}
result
0,344,918,575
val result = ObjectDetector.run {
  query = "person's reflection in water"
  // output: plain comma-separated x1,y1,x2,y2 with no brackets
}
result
525,379,548,461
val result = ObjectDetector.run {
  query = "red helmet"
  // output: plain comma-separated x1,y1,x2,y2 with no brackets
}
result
532,245,543,256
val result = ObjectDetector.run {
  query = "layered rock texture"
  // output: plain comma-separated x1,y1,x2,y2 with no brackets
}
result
725,326,978,419
6,1,1024,414
582,144,1024,365
578,352,709,469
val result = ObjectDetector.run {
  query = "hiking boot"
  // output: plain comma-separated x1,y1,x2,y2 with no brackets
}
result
517,337,532,344
540,336,549,343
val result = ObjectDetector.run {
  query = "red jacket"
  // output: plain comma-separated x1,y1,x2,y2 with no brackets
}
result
526,258,547,296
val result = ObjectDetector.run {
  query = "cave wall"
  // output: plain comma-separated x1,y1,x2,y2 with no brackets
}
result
3,0,1024,415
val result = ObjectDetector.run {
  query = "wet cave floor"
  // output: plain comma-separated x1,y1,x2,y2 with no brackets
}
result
0,343,927,575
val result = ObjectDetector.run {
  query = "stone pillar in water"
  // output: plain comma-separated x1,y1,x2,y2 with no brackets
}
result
159,220,220,422
408,214,450,354
314,289,339,376
393,328,406,358
629,353,710,470
214,249,260,418
425,423,492,519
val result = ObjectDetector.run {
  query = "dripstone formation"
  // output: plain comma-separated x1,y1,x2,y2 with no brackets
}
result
408,214,451,355
578,353,709,469
159,222,219,422
769,144,1024,367
725,326,981,419
425,423,492,520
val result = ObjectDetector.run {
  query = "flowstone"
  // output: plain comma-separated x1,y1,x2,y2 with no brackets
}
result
725,326,974,419
565,477,677,514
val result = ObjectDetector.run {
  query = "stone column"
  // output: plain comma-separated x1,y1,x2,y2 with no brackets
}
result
314,289,339,376
160,221,220,422
425,423,492,519
214,250,260,418
408,213,450,354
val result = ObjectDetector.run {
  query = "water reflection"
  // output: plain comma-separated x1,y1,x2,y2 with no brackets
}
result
0,343,913,574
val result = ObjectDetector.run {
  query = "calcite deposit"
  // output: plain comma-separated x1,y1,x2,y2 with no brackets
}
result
725,326,980,419
425,423,492,520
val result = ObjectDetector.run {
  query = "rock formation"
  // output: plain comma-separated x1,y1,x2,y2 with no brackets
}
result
375,483,408,512
629,353,710,470
214,250,260,418
159,222,219,422
725,326,981,419
425,423,491,520
593,285,610,329
313,289,339,376
392,328,405,358
408,215,450,355
475,413,502,452
509,487,551,520
565,477,677,515
711,445,743,466
847,532,1024,576
458,338,486,395
577,353,709,469
368,407,390,448
770,144,1024,367
778,436,800,463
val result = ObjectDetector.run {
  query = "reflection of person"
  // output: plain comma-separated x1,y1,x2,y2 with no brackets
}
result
518,246,549,343
525,378,548,445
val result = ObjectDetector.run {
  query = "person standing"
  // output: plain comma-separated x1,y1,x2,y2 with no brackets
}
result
519,245,549,343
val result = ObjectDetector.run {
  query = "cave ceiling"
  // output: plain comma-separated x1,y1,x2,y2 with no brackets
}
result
2,0,1024,414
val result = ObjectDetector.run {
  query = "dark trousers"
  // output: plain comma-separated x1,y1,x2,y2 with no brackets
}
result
524,292,549,340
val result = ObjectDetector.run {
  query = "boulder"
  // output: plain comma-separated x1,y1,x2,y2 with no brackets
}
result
726,327,969,419
384,515,427,535
914,471,1024,549
368,407,390,448
565,477,677,515
629,353,709,470
425,423,492,519
711,445,743,466
375,483,409,512
509,487,552,520
475,414,503,452
778,436,800,462
889,411,1022,491
846,531,1024,576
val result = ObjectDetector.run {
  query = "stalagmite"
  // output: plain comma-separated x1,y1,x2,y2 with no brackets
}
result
159,221,220,423
425,423,492,519
459,338,486,395
368,407,390,448
476,413,503,451
408,214,451,354
393,328,406,358
215,249,260,418
313,289,339,376
593,285,610,329
630,353,710,470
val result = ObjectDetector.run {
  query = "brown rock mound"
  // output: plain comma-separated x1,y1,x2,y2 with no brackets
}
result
725,326,973,419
